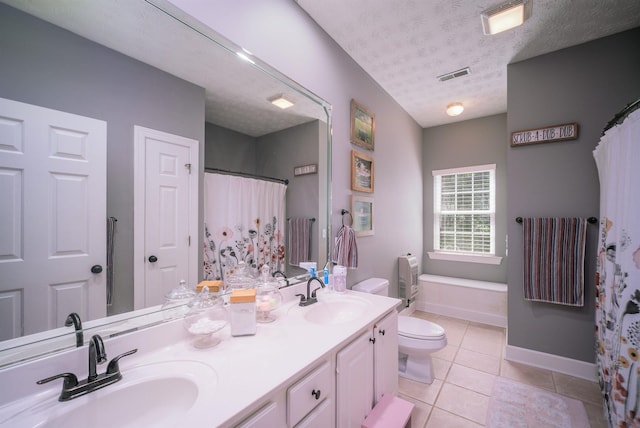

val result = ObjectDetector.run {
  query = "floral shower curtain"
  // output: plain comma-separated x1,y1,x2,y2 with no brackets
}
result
594,108,640,427
203,173,286,282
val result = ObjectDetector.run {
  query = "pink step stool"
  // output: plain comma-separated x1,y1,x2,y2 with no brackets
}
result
362,394,414,428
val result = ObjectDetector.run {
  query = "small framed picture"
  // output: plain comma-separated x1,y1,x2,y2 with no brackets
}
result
351,150,374,193
350,99,375,151
351,195,374,236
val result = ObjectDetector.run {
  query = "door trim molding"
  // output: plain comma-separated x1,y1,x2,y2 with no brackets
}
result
133,126,199,310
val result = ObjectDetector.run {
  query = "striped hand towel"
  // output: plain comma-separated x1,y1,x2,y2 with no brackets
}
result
332,224,358,268
288,217,312,266
522,217,587,306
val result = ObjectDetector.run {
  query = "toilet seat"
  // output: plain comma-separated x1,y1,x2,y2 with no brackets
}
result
398,316,445,340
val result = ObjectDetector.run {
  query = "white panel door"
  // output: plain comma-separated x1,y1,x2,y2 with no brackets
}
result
0,97,106,340
133,126,198,309
336,330,374,428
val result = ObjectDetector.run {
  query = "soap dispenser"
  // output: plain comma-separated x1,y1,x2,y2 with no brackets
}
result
254,265,283,323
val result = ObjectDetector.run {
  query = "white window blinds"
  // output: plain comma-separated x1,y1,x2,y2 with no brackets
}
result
433,164,496,255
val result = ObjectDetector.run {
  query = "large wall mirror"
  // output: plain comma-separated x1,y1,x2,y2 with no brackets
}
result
0,0,332,367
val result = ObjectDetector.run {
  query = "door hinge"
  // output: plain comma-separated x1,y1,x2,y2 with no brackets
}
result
185,163,192,174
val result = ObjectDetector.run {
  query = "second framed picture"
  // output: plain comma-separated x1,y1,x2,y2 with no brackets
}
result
352,195,374,236
351,150,374,193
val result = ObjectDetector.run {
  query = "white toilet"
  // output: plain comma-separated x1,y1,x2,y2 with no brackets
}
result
352,278,447,384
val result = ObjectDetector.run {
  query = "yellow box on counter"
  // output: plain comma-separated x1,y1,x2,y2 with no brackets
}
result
196,280,222,293
230,288,256,303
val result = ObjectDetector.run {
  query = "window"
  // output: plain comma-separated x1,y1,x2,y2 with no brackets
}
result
430,164,501,264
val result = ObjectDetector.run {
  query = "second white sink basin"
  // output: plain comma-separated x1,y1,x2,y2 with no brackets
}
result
0,360,217,428
299,294,369,324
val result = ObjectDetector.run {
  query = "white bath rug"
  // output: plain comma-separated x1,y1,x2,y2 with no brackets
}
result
486,377,591,428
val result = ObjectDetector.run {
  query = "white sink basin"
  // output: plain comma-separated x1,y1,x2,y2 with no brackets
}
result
293,294,369,324
0,360,217,428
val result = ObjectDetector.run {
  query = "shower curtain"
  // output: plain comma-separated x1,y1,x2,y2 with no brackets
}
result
594,108,640,427
203,173,286,281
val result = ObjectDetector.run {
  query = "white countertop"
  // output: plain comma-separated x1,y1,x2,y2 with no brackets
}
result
0,287,400,427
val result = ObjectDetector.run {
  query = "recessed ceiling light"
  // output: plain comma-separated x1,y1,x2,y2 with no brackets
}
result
481,0,532,35
269,95,295,109
446,102,464,116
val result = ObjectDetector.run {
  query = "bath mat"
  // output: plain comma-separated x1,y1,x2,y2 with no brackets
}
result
486,377,590,428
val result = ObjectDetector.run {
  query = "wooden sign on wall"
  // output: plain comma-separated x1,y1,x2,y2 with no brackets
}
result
511,123,578,147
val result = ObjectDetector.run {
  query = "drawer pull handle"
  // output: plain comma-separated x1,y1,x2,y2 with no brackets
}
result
379,329,386,336
369,337,376,344
311,389,321,400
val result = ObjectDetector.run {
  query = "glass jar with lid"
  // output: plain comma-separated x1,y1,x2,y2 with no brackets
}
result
254,265,283,323
225,261,256,291
183,286,228,348
161,279,196,320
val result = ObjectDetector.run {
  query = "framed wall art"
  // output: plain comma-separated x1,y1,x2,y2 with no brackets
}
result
351,150,374,193
351,195,374,236
350,99,375,151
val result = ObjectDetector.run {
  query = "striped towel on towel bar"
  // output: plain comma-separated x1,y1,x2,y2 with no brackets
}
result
332,224,358,268
522,217,587,306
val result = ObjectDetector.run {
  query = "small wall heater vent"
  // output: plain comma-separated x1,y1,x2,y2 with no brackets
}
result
437,67,471,82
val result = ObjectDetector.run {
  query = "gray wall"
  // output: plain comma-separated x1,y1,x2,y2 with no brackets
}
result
258,121,321,273
0,4,206,315
204,122,257,172
507,27,640,362
422,114,508,283
192,0,425,296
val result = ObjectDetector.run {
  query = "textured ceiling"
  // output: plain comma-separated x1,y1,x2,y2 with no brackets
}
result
1,0,326,137
297,0,640,128
5,1,640,132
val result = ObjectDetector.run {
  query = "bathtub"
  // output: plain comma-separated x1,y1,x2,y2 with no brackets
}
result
415,274,507,327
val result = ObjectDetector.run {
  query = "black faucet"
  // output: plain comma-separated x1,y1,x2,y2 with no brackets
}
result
88,335,107,382
37,334,137,401
296,277,325,306
272,270,289,287
65,312,83,348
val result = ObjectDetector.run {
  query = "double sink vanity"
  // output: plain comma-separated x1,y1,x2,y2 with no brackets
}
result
0,283,400,427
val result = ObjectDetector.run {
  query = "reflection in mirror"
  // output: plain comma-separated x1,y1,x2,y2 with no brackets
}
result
0,0,331,368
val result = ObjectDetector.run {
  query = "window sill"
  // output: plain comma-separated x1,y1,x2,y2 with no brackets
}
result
427,251,503,265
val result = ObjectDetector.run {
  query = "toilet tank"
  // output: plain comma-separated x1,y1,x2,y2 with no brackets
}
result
352,278,389,297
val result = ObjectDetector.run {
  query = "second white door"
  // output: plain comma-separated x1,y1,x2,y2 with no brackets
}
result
134,126,198,309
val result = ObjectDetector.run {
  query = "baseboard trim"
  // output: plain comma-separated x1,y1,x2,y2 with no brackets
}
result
505,345,597,382
416,302,507,328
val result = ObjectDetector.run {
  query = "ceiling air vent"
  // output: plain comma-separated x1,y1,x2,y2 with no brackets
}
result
437,67,471,82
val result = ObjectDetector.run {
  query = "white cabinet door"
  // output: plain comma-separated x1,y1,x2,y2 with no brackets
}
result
336,330,374,428
0,97,106,339
374,310,399,403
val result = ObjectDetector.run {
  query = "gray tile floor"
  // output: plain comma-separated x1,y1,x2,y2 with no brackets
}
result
398,311,607,427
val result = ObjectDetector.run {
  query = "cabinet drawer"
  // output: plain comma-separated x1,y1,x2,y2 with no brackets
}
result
295,398,332,428
287,361,331,427
235,401,278,428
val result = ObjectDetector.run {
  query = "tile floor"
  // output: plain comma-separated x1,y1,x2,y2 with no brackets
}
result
398,311,608,428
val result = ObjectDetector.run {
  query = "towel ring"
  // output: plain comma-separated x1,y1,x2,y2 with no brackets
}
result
341,209,353,226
